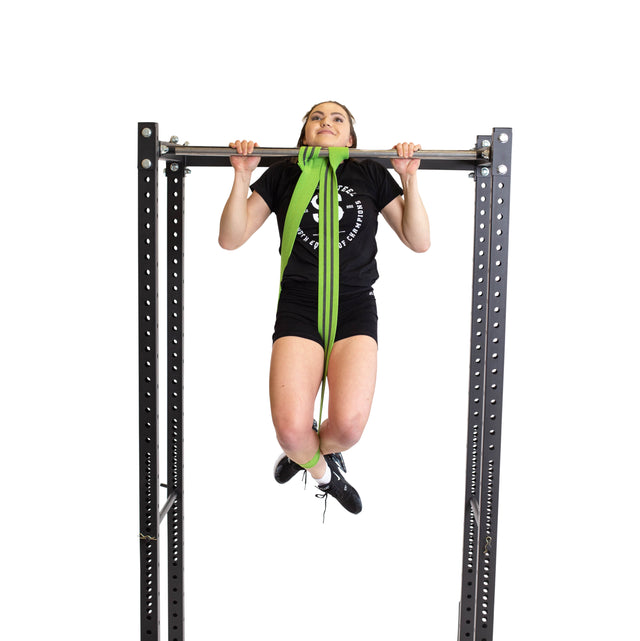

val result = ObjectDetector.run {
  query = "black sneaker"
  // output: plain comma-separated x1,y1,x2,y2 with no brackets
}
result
316,455,362,516
327,451,347,474
273,453,305,484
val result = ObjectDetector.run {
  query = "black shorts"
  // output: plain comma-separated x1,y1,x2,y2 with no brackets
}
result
273,285,378,346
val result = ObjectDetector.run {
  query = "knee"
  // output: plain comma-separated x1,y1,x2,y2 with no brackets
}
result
330,410,367,450
272,411,313,454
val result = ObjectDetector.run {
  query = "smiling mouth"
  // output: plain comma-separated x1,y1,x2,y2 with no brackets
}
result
318,130,334,135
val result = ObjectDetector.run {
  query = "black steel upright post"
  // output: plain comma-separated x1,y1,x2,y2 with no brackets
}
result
459,129,512,641
166,160,186,641
138,123,160,641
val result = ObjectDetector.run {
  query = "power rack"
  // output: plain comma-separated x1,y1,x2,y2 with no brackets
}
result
137,124,512,641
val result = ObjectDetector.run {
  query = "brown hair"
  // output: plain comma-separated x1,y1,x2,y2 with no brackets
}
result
296,101,357,148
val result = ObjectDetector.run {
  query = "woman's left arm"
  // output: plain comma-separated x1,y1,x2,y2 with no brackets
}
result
381,142,431,253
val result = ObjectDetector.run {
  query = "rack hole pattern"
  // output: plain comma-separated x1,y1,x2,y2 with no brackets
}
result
477,152,510,639
138,123,160,639
166,163,185,641
459,156,493,639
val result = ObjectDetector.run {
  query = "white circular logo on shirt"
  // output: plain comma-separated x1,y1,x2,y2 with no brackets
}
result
298,185,365,251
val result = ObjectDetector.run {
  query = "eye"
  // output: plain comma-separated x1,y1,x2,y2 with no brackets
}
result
334,117,344,123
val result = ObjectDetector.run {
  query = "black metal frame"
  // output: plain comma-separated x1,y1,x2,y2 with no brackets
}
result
137,124,512,641
458,131,511,641
138,123,160,638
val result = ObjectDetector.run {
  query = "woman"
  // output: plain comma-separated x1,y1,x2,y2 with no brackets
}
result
219,101,429,515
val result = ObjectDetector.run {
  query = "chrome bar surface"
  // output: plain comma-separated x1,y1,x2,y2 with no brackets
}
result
162,144,480,162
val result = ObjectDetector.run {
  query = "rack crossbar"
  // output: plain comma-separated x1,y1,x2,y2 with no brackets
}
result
159,491,178,524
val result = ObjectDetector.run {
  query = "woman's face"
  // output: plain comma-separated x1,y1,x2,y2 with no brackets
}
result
302,102,353,148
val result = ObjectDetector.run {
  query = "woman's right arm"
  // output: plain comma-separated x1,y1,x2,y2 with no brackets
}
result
218,140,271,250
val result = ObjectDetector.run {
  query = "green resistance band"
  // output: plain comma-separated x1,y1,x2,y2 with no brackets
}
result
280,146,350,425
300,448,322,469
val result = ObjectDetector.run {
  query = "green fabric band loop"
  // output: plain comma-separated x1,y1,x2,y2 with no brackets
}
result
317,146,349,423
300,448,322,469
279,146,350,426
279,147,322,293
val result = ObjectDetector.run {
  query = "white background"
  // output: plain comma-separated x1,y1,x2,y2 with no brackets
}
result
2,1,638,640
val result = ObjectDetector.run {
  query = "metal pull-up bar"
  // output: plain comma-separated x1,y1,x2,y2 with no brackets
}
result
158,141,489,170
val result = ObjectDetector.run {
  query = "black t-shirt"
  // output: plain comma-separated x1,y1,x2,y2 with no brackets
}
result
251,158,403,293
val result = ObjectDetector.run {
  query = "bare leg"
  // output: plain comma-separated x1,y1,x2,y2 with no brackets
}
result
319,335,378,455
269,336,328,479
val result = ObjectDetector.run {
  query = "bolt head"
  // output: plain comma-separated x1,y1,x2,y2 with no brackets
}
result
170,163,180,172
497,164,508,175
141,127,152,138
481,167,490,177
498,133,509,143
141,159,152,169
482,140,491,147
170,136,179,144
